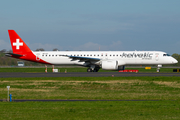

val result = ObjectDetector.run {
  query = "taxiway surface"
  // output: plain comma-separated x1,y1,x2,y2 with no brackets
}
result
0,99,161,102
0,72,180,78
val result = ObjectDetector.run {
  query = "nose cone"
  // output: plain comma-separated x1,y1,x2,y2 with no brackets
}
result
172,58,178,64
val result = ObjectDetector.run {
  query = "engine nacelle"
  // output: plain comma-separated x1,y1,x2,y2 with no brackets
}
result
102,60,118,70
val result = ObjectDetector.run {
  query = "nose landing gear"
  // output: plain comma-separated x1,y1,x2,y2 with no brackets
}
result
157,65,162,72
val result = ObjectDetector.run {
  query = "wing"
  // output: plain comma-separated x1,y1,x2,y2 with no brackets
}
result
62,55,101,62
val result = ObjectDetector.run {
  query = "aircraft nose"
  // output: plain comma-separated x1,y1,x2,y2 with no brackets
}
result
172,58,178,64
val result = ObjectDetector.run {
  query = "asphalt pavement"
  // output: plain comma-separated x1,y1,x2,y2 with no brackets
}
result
0,72,180,78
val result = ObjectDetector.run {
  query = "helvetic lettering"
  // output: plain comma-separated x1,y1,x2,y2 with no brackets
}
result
121,53,153,59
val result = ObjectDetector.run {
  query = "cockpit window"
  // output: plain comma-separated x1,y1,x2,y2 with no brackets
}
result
163,54,171,56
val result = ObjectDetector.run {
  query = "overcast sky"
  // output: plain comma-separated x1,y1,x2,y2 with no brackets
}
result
0,0,180,54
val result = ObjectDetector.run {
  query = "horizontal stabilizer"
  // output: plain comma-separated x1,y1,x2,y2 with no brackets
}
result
5,53,23,57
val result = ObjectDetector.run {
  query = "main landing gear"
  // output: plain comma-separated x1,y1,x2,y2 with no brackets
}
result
87,66,100,72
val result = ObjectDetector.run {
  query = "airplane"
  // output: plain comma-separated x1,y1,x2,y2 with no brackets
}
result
6,30,178,72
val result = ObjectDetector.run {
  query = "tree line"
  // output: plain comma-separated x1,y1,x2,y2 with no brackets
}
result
171,53,180,66
0,48,60,66
0,49,44,66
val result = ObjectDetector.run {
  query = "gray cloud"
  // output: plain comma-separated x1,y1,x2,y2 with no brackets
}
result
27,41,123,51
67,41,123,51
0,39,11,50
27,43,62,51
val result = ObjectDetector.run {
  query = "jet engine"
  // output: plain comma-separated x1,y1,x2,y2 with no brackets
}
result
102,60,118,70
102,60,126,70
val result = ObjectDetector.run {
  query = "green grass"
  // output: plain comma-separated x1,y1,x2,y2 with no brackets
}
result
0,67,178,73
1,76,180,100
1,76,180,119
0,101,180,120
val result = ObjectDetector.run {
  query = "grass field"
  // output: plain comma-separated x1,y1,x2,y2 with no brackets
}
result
1,76,180,100
0,67,178,73
1,101,180,120
1,72,180,119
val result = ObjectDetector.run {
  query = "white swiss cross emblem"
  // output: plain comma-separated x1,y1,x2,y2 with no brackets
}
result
13,39,23,50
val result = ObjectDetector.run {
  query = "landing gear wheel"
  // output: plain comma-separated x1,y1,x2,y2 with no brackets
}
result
93,68,99,72
87,68,92,72
87,67,100,72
